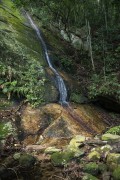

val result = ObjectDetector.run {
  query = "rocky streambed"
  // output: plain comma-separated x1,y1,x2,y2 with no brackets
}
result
0,96,120,180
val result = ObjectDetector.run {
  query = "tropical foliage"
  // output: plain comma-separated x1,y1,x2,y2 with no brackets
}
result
2,0,120,103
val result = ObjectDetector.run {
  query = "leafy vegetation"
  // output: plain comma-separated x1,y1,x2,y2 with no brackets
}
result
13,0,120,103
89,74,120,101
0,122,15,139
0,31,46,106
0,1,47,106
106,126,120,135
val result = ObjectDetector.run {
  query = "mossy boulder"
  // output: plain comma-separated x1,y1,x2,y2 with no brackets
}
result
51,151,75,166
83,162,99,176
90,145,112,157
19,154,36,168
112,166,120,180
69,135,86,149
67,135,86,158
82,173,99,180
101,133,120,141
106,126,120,136
107,153,120,170
100,144,113,152
88,151,101,161
98,163,107,173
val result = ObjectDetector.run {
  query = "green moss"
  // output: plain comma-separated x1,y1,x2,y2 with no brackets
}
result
1,0,25,21
19,154,36,168
82,173,99,180
107,153,120,170
88,151,101,161
0,122,15,139
113,166,120,180
106,126,120,135
0,97,13,109
51,151,75,166
0,0,57,106
83,162,99,176
70,93,88,104
101,134,120,141
98,163,107,173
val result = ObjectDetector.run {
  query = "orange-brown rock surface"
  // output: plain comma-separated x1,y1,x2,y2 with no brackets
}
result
21,103,107,147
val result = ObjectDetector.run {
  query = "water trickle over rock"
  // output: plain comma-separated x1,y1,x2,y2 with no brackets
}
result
26,13,68,105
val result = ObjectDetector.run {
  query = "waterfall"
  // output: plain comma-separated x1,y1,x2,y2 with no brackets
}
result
26,13,68,105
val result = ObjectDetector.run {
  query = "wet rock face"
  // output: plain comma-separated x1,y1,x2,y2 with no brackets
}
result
0,0,59,105
20,103,107,147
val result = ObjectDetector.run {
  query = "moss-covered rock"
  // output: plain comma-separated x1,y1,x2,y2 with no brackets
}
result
100,144,113,152
106,126,120,135
101,133,120,141
98,163,107,173
51,151,75,166
82,173,99,180
112,166,120,180
88,151,101,161
83,162,99,176
90,145,112,158
69,135,86,149
107,153,120,170
0,0,59,106
19,154,36,168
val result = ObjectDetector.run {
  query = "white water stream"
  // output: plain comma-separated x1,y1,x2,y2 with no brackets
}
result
26,13,68,105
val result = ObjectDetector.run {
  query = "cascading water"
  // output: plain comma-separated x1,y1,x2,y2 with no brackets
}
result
26,13,68,105
25,13,96,134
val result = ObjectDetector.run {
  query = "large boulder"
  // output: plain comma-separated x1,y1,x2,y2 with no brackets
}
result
88,151,101,161
107,153,120,170
51,150,74,166
101,134,120,142
20,103,107,147
19,154,36,168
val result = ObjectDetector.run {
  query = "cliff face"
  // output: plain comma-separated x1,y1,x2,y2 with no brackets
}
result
0,0,59,105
